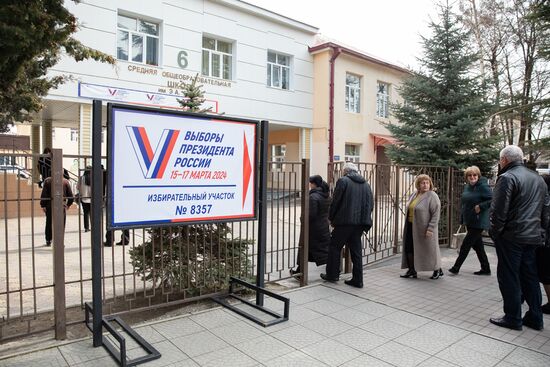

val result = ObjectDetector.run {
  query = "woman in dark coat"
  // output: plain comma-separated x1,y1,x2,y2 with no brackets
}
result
537,175,550,314
37,147,52,188
449,166,492,275
291,175,331,277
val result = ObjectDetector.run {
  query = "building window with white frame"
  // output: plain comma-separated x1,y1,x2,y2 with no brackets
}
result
271,144,286,171
117,14,159,66
345,144,360,162
377,82,390,118
70,128,79,142
345,73,361,113
202,36,233,80
267,51,290,90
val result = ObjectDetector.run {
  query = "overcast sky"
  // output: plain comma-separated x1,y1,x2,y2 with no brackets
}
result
245,0,440,69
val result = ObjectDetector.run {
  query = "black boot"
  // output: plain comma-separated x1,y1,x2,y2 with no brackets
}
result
474,269,491,275
400,269,417,278
430,268,443,279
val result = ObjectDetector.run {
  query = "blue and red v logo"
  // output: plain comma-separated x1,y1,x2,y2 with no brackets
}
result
127,126,180,179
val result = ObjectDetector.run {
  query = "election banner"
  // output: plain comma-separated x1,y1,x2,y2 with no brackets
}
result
107,104,257,228
80,82,219,113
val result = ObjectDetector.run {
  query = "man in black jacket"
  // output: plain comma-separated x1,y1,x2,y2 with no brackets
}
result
489,145,550,331
321,162,373,288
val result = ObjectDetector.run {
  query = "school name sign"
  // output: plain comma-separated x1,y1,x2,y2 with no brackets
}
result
108,105,257,228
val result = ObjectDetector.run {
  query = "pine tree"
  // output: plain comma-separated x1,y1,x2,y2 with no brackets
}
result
177,74,212,113
385,3,499,175
0,0,114,131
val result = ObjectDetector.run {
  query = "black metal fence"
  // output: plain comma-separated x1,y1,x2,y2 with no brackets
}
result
328,162,463,265
0,152,463,343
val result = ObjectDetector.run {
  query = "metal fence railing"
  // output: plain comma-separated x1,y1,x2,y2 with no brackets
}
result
0,153,308,342
1,152,463,343
328,162,462,267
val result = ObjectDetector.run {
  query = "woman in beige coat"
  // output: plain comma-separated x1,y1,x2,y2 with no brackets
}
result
400,174,443,279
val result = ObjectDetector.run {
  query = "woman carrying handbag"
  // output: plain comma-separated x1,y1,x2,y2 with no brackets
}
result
449,166,492,275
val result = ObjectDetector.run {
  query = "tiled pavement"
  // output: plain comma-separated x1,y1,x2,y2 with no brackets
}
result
1,247,550,366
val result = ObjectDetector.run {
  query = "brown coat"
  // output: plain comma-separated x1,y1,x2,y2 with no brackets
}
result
401,190,441,271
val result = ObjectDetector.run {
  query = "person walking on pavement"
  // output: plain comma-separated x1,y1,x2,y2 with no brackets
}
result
40,169,74,246
400,174,443,280
489,145,550,331
290,175,331,279
449,166,492,276
321,162,373,288
78,166,92,232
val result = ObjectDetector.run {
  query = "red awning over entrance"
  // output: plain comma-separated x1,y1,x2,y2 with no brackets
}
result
371,133,397,152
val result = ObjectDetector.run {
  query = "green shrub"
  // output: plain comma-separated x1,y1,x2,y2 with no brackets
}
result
129,223,254,295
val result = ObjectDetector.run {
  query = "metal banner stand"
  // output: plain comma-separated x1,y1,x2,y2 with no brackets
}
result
212,120,291,326
88,100,160,367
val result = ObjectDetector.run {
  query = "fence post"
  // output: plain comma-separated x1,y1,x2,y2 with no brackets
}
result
256,121,269,306
447,166,453,246
51,148,66,340
299,159,310,286
393,165,400,254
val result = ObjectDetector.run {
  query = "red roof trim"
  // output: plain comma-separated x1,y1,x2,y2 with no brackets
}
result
308,42,410,74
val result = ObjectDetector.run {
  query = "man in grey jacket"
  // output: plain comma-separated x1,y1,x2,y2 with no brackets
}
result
489,145,550,331
321,162,374,288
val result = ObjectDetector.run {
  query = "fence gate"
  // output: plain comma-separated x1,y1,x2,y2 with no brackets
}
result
328,162,460,268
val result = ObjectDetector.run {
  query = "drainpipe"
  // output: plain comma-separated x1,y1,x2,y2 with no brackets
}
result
328,46,341,164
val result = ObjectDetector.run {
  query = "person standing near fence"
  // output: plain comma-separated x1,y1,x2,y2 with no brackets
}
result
400,174,443,280
291,175,331,279
37,147,52,188
537,175,550,315
489,145,549,331
40,169,74,246
321,162,373,288
449,166,492,276
78,166,92,232
102,164,130,246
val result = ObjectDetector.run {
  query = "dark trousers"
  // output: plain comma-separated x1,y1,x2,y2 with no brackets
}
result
45,206,66,242
105,229,130,244
452,227,490,272
326,225,364,282
495,237,542,326
81,202,91,230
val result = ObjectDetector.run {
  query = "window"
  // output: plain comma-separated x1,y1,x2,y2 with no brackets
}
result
117,14,159,66
377,82,390,118
345,144,360,162
0,156,15,166
70,129,79,142
267,51,290,90
271,144,286,171
202,36,233,80
345,73,361,113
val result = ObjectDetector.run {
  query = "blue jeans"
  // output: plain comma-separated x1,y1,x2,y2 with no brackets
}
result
495,237,542,326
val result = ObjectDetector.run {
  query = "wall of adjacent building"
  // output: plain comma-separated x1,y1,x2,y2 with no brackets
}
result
311,48,408,179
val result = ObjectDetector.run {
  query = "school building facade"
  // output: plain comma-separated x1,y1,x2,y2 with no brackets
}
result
12,0,409,178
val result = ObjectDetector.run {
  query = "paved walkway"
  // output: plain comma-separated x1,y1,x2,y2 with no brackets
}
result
1,247,550,366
